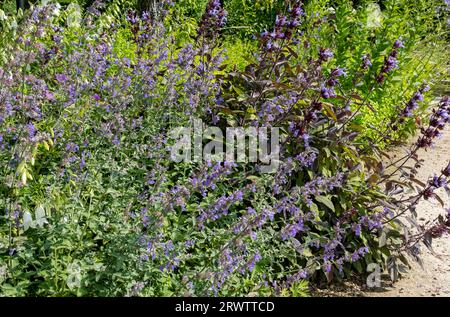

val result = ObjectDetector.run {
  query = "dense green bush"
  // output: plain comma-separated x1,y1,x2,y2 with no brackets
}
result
167,0,448,144
0,0,449,297
306,0,449,145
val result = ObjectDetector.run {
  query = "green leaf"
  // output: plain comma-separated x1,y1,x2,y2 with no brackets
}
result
0,9,7,21
354,261,363,273
302,247,313,257
322,103,337,121
23,211,33,231
35,205,48,228
315,195,335,212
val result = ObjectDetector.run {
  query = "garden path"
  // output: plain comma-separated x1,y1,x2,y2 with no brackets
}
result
367,125,450,297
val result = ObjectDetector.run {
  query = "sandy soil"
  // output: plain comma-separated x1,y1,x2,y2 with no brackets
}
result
364,125,450,297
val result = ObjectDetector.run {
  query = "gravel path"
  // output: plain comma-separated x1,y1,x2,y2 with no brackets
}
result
366,125,450,297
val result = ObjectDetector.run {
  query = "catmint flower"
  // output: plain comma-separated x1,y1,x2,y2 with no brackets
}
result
430,175,446,188
399,83,429,120
289,1,304,19
350,252,360,262
302,133,310,146
423,187,435,199
361,54,372,69
55,73,67,82
130,282,145,296
275,15,287,27
112,135,120,146
393,39,404,49
331,67,347,77
321,86,336,99
198,0,228,40
27,123,36,138
185,240,195,249
318,48,333,62
417,96,449,148
358,246,369,255
66,142,79,152
384,56,399,72
45,91,54,100
412,91,424,102
80,156,86,170
298,270,308,279
281,220,305,240
442,163,450,177
377,38,403,83
353,223,362,236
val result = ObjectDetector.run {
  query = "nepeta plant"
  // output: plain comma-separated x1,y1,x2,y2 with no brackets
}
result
0,0,448,296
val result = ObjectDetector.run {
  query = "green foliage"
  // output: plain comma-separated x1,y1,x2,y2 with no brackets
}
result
222,0,285,38
166,0,448,146
0,0,448,297
222,39,257,70
318,0,449,145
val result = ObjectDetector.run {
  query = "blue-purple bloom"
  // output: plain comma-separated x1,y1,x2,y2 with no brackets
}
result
27,123,36,138
353,223,362,236
55,73,67,82
361,54,372,69
318,48,333,62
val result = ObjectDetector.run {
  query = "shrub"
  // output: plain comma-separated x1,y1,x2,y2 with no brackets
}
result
0,0,449,297
167,0,449,145
300,0,449,146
